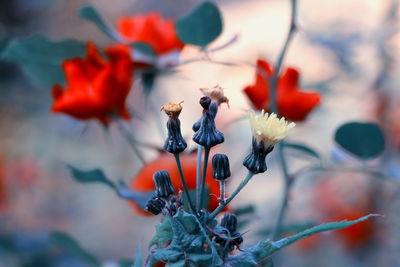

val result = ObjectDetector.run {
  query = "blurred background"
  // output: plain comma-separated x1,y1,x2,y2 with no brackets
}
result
1,0,400,266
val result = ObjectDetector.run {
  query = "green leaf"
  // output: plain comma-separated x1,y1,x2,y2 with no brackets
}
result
176,1,223,47
283,142,322,162
141,71,157,95
119,259,134,267
79,5,122,42
243,214,381,264
50,232,100,266
79,5,156,57
67,165,115,188
334,122,385,160
1,35,86,88
234,204,256,216
149,217,173,248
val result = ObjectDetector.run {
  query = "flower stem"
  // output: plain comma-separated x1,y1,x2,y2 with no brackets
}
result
116,119,146,164
196,145,203,211
219,180,225,205
198,147,210,212
174,153,196,214
269,0,298,240
209,171,254,221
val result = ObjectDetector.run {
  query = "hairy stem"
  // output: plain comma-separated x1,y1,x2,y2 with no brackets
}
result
196,145,203,211
198,147,210,212
219,180,226,205
269,0,298,240
116,119,146,164
209,171,254,220
174,153,196,214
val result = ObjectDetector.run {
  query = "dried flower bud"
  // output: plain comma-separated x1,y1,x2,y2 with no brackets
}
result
220,214,238,233
161,102,183,120
164,119,187,154
200,85,229,107
193,101,224,148
145,196,166,215
243,138,274,174
153,170,174,198
212,154,231,180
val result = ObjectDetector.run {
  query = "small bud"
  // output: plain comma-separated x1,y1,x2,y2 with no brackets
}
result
153,170,174,198
220,214,238,233
193,101,224,148
243,138,274,174
199,96,211,109
212,154,231,180
145,196,166,215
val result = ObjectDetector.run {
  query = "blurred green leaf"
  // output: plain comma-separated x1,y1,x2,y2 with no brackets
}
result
67,165,115,188
119,259,134,267
176,2,223,47
183,188,209,212
334,122,385,160
1,35,85,88
283,142,322,162
149,217,172,248
50,232,100,266
233,204,256,216
79,5,156,57
141,71,157,95
79,5,122,42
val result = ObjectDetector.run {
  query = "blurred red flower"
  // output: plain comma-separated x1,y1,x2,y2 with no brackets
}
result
117,12,184,55
0,157,7,212
244,58,321,121
130,151,221,215
51,42,133,125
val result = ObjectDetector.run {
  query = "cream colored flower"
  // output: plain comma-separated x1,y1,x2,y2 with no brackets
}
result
248,110,295,146
200,85,229,107
161,101,183,119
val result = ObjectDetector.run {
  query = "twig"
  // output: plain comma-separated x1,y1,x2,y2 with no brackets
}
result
269,0,298,240
115,119,146,164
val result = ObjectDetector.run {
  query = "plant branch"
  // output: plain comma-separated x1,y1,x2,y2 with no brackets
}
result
115,119,146,164
198,147,210,212
174,153,196,214
269,0,298,240
196,145,203,211
209,171,255,220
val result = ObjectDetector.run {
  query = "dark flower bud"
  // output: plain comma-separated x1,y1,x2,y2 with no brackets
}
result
153,170,174,198
212,154,231,180
220,214,238,233
193,102,224,148
164,119,187,153
243,138,274,174
200,96,211,109
145,196,166,215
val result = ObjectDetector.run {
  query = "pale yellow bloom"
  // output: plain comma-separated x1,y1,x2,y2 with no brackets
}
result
248,110,295,146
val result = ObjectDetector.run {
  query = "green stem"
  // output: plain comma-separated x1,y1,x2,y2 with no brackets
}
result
116,119,146,164
174,153,196,214
219,180,225,205
269,0,298,240
198,147,210,212
209,172,254,220
196,145,203,210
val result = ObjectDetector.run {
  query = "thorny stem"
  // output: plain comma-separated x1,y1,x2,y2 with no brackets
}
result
209,171,255,221
115,119,146,164
174,153,196,214
269,0,298,240
196,145,203,211
219,180,226,205
198,147,210,212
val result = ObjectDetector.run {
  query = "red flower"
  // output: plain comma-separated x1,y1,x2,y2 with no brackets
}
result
130,151,222,215
51,42,133,124
117,12,184,55
244,58,321,121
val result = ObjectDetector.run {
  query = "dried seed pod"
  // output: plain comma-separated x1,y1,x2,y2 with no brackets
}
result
153,170,174,198
212,154,231,181
145,196,166,215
